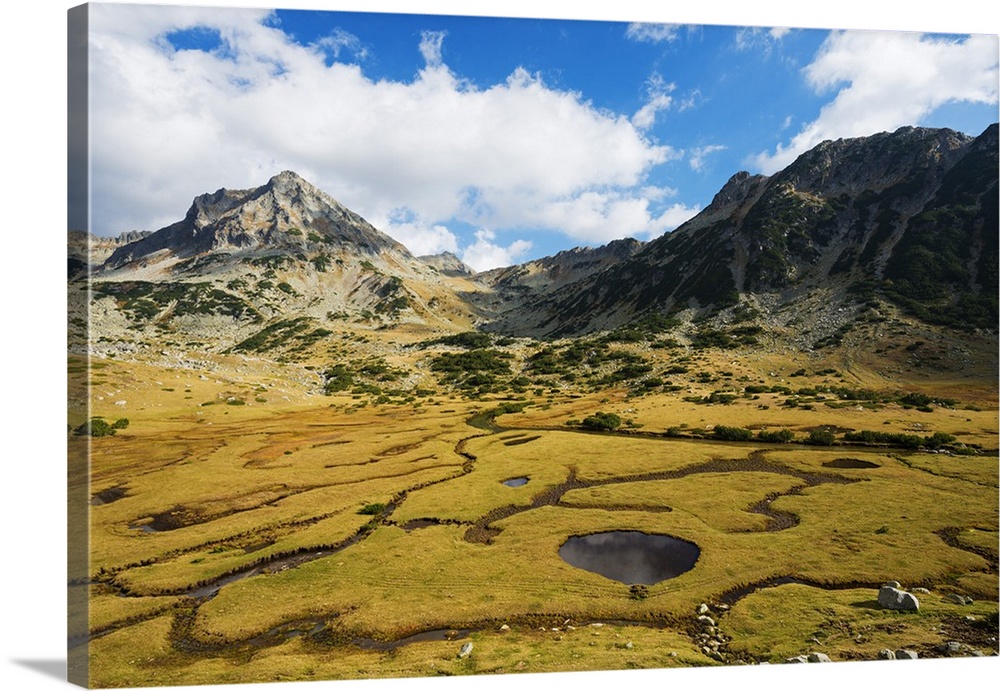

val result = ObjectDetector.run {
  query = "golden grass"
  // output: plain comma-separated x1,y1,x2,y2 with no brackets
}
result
722,582,1000,663
81,353,998,687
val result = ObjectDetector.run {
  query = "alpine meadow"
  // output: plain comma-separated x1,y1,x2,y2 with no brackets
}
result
67,3,999,689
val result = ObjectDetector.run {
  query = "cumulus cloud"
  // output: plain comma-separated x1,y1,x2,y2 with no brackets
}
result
754,30,999,172
378,218,459,258
87,4,673,256
460,230,532,272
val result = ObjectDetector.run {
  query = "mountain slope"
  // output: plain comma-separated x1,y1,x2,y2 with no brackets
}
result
487,124,998,338
85,172,483,355
100,171,410,275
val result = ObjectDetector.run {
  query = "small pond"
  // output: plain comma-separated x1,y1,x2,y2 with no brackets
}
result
559,531,700,585
502,477,529,487
823,458,881,469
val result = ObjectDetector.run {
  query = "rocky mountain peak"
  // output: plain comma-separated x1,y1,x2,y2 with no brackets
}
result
419,251,476,277
101,171,410,272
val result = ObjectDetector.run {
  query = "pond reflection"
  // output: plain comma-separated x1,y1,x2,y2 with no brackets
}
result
559,531,699,585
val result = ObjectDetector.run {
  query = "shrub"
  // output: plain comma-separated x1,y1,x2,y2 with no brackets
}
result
629,584,649,600
74,418,114,437
580,412,622,431
713,425,754,442
805,429,837,446
757,429,794,443
357,503,386,516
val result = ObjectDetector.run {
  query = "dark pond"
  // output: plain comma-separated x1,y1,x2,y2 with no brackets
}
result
502,477,529,487
823,458,881,469
91,486,128,506
559,531,699,585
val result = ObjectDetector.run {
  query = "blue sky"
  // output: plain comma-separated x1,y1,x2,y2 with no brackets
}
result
83,1,999,270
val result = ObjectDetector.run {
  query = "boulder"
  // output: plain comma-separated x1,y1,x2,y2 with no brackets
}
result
877,649,896,660
458,642,473,659
878,585,920,611
807,652,832,663
895,650,919,660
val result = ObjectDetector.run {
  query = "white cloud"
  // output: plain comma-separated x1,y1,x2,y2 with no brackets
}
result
378,218,459,257
419,30,446,67
87,4,673,255
643,203,702,239
460,230,532,272
754,30,1000,172
625,23,681,44
632,74,676,131
689,144,727,172
314,28,369,61
734,25,795,59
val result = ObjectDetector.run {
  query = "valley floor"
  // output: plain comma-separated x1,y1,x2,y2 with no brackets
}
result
70,350,999,687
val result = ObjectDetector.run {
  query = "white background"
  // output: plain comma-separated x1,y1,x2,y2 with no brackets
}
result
2,1,997,690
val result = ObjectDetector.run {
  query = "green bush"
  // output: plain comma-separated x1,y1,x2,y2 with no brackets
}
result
712,425,754,442
805,429,837,446
757,429,794,443
580,412,622,431
74,417,130,437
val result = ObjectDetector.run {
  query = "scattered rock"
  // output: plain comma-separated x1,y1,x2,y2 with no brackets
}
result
877,649,896,660
939,641,963,655
624,641,633,650
884,580,902,589
895,649,919,660
499,624,510,631
878,585,920,611
458,642,473,659
912,587,931,595
785,655,809,664
697,603,710,615
807,652,832,663
943,593,972,605
696,615,717,628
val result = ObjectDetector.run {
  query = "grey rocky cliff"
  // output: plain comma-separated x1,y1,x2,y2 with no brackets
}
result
101,171,410,272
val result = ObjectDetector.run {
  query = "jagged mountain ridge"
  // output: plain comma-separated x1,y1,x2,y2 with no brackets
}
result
488,123,998,337
418,251,476,277
81,123,998,356
478,238,645,296
101,170,410,274
68,229,151,278
83,172,484,344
